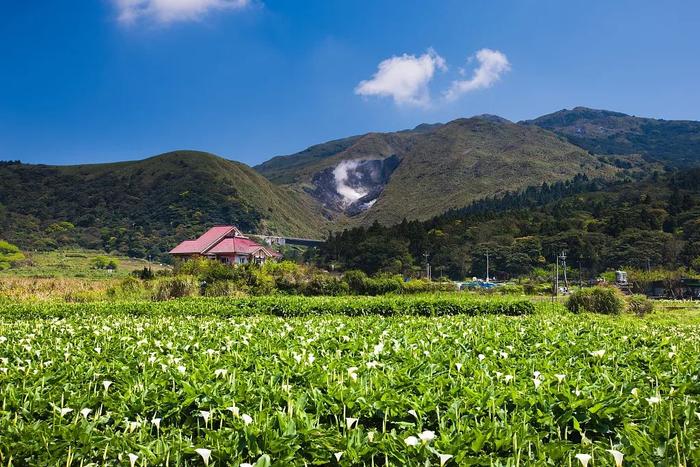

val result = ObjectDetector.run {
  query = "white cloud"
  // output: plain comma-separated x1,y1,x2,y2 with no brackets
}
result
444,49,510,101
115,0,251,24
355,49,446,107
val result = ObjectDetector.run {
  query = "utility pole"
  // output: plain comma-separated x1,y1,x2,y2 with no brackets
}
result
423,252,431,281
485,249,490,282
554,253,559,298
559,251,568,291
578,255,583,289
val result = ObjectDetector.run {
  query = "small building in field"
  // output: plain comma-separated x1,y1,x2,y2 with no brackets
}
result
169,225,280,265
644,278,700,299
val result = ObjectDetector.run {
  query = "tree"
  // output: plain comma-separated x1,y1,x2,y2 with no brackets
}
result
0,240,24,270
91,256,119,270
348,236,413,275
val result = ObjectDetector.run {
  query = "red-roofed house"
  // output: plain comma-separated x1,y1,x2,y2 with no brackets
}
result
170,226,280,265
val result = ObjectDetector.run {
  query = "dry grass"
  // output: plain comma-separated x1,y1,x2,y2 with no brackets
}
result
0,277,116,301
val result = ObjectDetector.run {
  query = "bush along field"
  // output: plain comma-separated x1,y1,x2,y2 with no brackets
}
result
0,259,459,303
0,295,534,319
0,300,699,465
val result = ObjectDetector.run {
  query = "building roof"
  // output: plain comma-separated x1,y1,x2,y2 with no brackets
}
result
169,240,199,254
169,225,248,255
206,237,272,256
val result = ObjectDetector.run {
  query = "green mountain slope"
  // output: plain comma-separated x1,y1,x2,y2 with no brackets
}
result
0,151,326,260
256,116,620,227
523,107,700,167
256,135,363,185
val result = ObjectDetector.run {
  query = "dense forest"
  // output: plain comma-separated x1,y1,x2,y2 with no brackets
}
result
315,169,700,280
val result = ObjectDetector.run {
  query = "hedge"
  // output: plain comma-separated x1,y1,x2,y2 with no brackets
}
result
0,295,534,319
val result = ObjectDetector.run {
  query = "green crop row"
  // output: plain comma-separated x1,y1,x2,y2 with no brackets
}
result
0,294,534,319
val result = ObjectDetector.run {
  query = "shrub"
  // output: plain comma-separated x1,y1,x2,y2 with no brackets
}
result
264,261,308,293
91,256,118,270
152,277,198,301
120,276,142,293
566,286,626,315
472,284,525,296
177,258,234,282
201,261,237,283
495,284,525,295
362,276,403,295
0,240,25,270
204,281,245,298
245,267,276,295
343,270,368,294
131,267,155,280
303,274,349,296
521,282,557,296
402,279,455,294
627,294,654,316
344,271,457,295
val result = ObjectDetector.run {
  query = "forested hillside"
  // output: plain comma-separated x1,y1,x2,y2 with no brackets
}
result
0,152,326,260
316,170,700,279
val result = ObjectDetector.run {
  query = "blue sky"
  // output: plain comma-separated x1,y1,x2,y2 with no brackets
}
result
1,1,699,166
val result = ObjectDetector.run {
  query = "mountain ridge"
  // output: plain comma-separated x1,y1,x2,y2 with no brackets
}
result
522,106,700,166
256,114,622,227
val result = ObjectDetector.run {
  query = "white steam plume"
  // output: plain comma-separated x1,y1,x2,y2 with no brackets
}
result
333,160,368,206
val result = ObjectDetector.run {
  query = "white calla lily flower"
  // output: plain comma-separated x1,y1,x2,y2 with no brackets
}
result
646,396,661,405
195,448,212,466
607,449,624,467
404,435,419,446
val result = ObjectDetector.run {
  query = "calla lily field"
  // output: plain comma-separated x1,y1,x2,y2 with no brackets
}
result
0,297,698,465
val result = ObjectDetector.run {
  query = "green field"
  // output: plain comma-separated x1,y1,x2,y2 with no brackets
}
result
0,298,698,465
0,249,169,279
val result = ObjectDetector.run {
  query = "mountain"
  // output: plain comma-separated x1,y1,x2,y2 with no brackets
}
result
3,107,691,261
523,107,700,167
256,116,621,227
0,151,326,259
